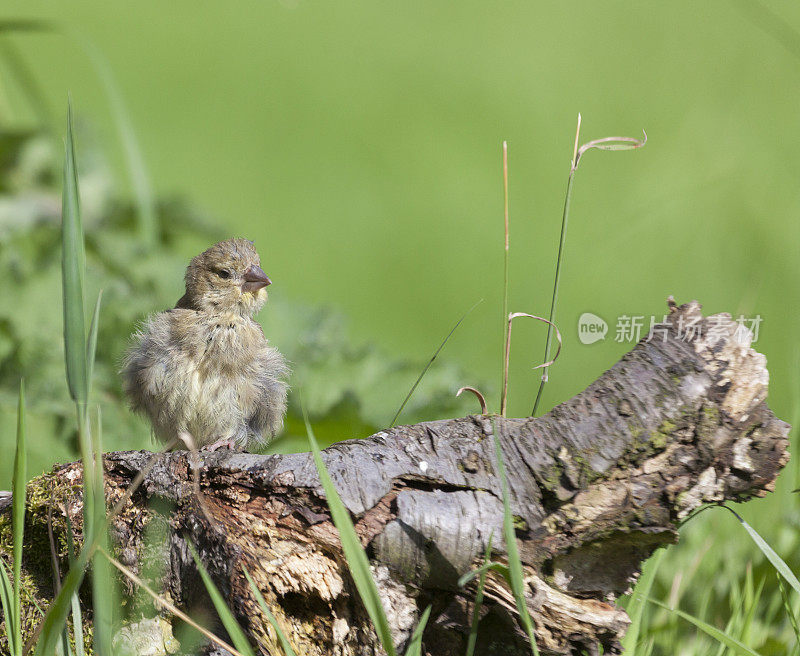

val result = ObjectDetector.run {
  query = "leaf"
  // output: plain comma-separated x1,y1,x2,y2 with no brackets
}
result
491,418,540,655
35,103,95,656
304,406,397,656
723,505,800,596
0,558,19,656
242,568,298,656
457,559,509,588
11,379,26,656
466,532,494,656
576,132,648,164
86,290,102,390
64,517,85,656
33,548,91,656
645,597,764,656
61,100,88,407
404,605,431,656
188,542,255,656
777,574,800,655
621,548,665,655
89,408,114,655
390,299,482,427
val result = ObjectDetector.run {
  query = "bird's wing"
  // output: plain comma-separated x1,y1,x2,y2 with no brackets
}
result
122,310,199,412
174,292,197,310
245,344,290,446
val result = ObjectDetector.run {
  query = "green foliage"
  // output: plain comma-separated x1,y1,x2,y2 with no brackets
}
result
724,505,800,597
0,558,18,656
61,102,88,409
0,381,26,656
11,380,25,656
243,567,298,656
403,605,431,656
465,532,494,656
305,408,398,656
188,542,255,656
621,549,665,655
777,574,800,656
64,518,85,656
645,597,764,656
491,418,539,654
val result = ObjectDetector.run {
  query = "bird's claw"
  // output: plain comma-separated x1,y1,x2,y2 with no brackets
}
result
202,437,237,452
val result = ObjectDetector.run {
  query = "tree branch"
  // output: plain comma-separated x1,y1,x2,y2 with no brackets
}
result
2,300,790,655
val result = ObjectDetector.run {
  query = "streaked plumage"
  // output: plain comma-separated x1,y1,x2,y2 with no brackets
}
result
122,239,289,450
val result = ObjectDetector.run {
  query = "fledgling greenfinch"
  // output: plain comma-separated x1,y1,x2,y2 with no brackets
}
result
122,238,289,451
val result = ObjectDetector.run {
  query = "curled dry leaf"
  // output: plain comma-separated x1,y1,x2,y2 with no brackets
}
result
502,313,563,416
456,386,488,415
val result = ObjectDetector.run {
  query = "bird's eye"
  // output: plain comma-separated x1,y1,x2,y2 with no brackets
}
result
217,269,232,279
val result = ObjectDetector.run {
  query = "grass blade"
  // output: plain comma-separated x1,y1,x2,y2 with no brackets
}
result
64,517,84,656
304,407,397,656
187,542,255,656
777,573,800,655
70,31,157,247
457,560,509,588
242,567,297,656
505,313,562,417
491,418,539,654
0,38,56,133
35,100,93,656
11,379,26,656
465,532,494,656
530,114,581,417
61,101,88,407
34,440,180,655
0,22,157,243
531,117,645,416
404,604,431,656
645,597,763,656
33,547,90,656
621,548,665,654
0,558,18,656
501,140,510,416
89,410,114,656
102,547,245,656
390,299,482,427
722,505,800,595
86,291,102,389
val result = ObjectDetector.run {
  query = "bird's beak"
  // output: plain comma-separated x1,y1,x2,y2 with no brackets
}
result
241,264,271,293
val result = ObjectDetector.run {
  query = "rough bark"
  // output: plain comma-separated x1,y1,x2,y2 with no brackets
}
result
0,300,791,655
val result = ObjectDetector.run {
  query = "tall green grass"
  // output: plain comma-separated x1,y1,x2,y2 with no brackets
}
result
304,407,399,655
34,101,110,656
390,299,482,427
243,567,298,656
0,381,27,656
531,116,646,415
491,418,540,654
188,542,255,656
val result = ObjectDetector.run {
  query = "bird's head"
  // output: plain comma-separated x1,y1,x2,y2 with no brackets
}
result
182,238,271,316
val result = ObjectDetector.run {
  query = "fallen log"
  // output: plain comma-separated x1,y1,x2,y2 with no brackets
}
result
2,300,790,655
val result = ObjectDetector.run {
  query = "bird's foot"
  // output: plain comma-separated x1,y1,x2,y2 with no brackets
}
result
202,437,237,452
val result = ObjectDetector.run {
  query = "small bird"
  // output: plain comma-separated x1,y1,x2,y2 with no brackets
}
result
122,239,289,451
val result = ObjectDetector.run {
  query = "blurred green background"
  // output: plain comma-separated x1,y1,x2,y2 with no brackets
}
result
0,1,799,653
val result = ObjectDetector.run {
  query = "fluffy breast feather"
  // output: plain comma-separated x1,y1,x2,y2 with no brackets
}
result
122,309,289,447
